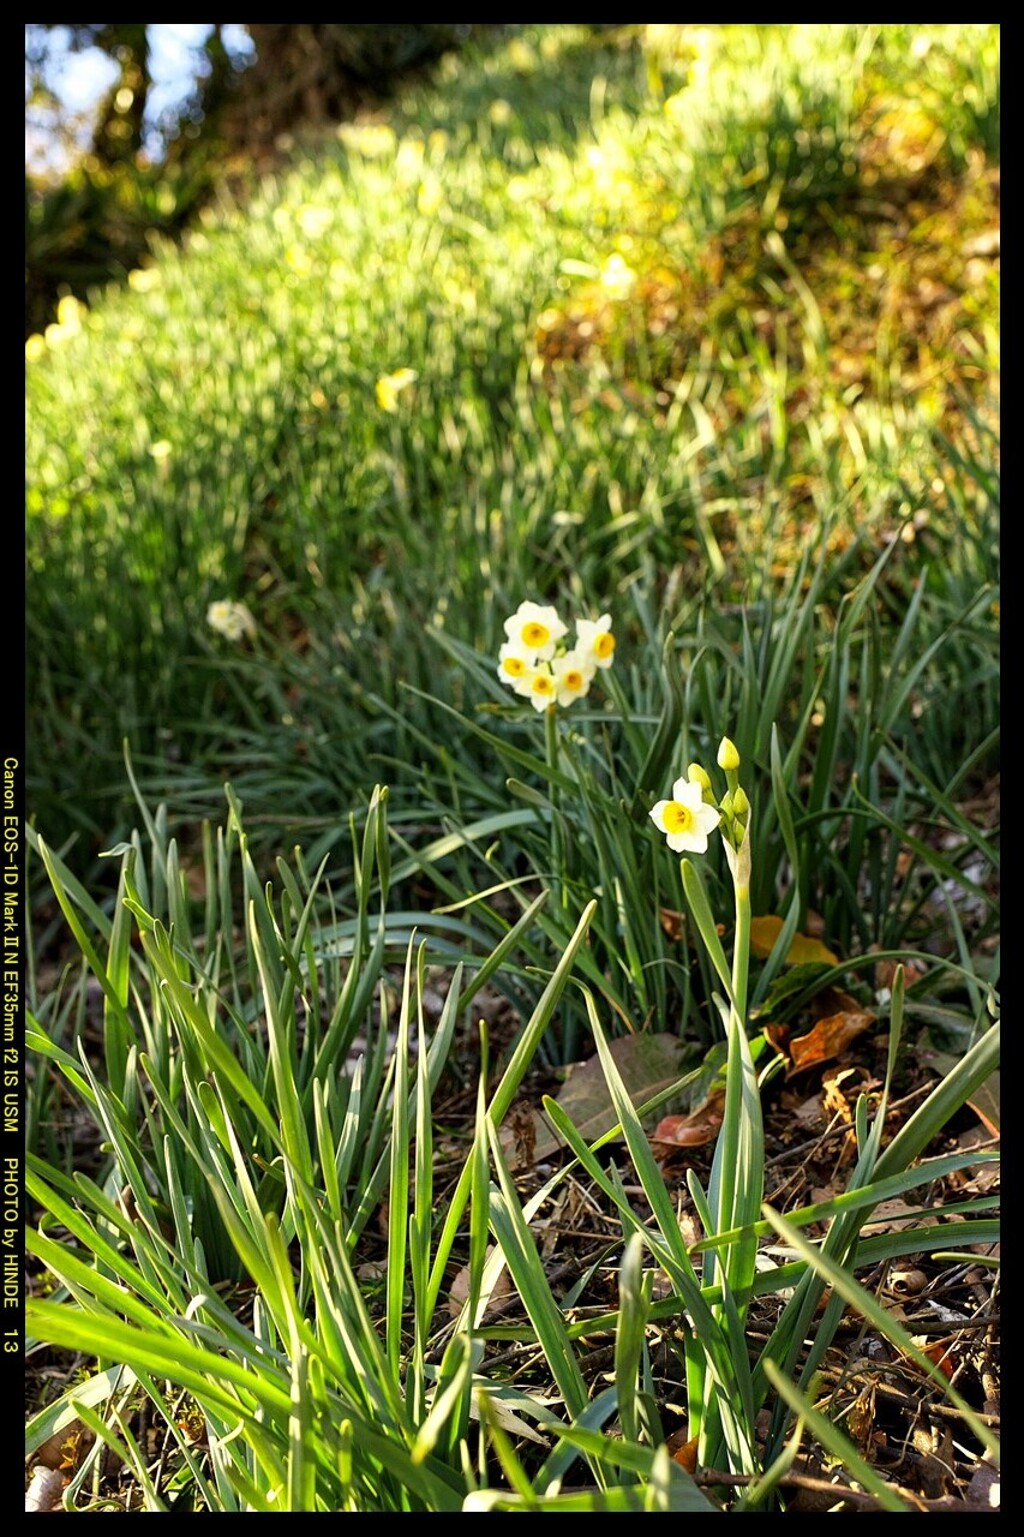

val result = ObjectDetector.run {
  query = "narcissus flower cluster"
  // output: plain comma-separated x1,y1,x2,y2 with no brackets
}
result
497,601,615,712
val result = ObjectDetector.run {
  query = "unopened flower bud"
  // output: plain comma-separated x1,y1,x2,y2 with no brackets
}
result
687,763,712,792
717,737,740,772
732,786,750,818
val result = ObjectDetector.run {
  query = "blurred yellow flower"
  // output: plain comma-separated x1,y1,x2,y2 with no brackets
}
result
297,204,332,239
25,334,47,362
507,37,536,72
57,295,84,326
528,670,558,711
600,254,637,298
338,122,396,158
286,244,314,276
44,295,85,350
128,266,161,293
417,176,444,216
375,368,419,412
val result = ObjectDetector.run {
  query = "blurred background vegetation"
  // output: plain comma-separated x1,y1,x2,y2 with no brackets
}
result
26,24,502,338
26,24,998,894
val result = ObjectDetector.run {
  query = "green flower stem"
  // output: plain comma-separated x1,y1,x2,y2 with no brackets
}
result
544,703,567,910
731,877,751,1028
715,879,749,1257
713,840,761,1309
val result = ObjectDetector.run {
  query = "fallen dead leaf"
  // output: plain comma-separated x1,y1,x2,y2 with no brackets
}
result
448,1247,518,1320
498,1101,538,1170
911,1423,955,1498
355,1260,388,1283
872,954,926,992
967,1072,1000,1138
749,914,839,966
787,1009,875,1076
913,1337,956,1381
25,1465,65,1513
659,906,685,942
668,1433,700,1474
927,1056,1000,1140
652,1089,726,1153
532,1032,691,1162
763,1022,791,1059
821,1065,862,1120
967,1458,1000,1511
861,1198,926,1235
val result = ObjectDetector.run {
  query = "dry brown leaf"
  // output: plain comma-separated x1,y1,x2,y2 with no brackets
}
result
672,1436,700,1474
749,914,838,965
872,954,926,992
652,1089,726,1152
678,1210,703,1249
911,1423,955,1498
861,1198,925,1235
34,1423,93,1473
911,1337,957,1381
355,1260,387,1283
658,906,685,942
966,1072,1000,1138
448,1248,517,1320
787,1009,875,1075
821,1065,862,1120
763,1022,790,1059
967,1458,1000,1511
532,1032,690,1162
25,1466,65,1514
497,1102,537,1170
792,1095,826,1129
847,1384,876,1452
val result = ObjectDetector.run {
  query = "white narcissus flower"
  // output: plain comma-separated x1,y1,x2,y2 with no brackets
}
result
497,641,535,696
649,777,721,854
503,601,567,662
527,668,558,711
552,650,595,707
575,613,616,669
207,599,256,642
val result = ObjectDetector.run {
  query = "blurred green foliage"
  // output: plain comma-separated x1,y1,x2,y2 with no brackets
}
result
25,24,998,878
25,156,217,340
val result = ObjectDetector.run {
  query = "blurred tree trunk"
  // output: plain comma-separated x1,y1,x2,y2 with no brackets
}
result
90,24,150,165
221,25,484,152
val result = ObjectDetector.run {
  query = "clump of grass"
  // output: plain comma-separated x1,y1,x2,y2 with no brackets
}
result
27,752,998,1510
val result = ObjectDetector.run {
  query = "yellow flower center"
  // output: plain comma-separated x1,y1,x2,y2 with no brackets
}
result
662,802,694,835
532,673,555,695
595,631,616,659
504,656,526,677
564,670,584,690
522,621,551,648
